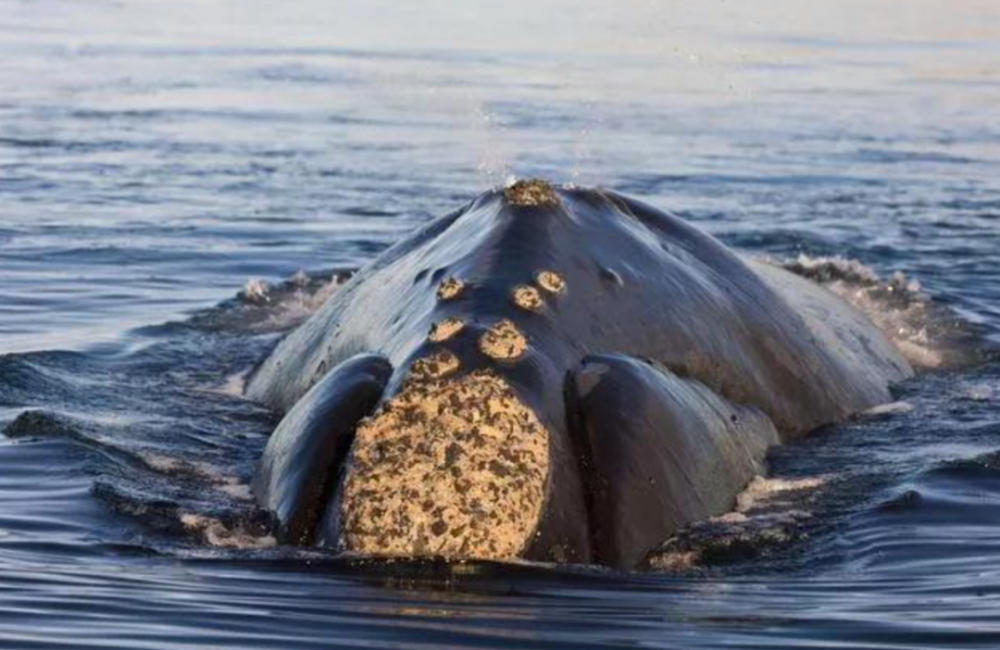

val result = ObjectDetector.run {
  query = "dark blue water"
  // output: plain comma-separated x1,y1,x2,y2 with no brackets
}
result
3,1,1000,647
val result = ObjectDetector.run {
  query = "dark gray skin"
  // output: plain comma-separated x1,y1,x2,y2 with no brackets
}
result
247,181,912,569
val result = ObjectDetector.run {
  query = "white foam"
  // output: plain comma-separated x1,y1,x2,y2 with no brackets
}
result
180,513,277,549
210,369,251,397
140,453,184,473
139,455,253,503
195,270,349,335
861,401,915,416
733,475,826,513
243,278,271,304
215,476,254,501
240,271,345,333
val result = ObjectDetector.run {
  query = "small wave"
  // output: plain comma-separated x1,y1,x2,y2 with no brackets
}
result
214,369,252,397
778,254,990,370
646,475,827,571
924,449,1000,480
4,410,272,548
853,148,977,165
187,269,353,335
0,352,96,406
92,471,274,551
3,409,84,440
843,449,1000,574
2,409,122,448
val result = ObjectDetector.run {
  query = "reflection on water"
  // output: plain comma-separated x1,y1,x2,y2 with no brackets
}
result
2,0,1000,647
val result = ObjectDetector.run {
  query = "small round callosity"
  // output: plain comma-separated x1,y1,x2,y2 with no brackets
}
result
428,317,465,342
479,319,528,361
503,179,560,207
511,285,544,312
535,270,566,294
410,350,460,380
437,277,465,301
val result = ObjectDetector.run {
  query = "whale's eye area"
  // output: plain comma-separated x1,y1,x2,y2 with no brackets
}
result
436,277,465,301
479,319,527,360
535,270,566,294
338,371,550,560
511,285,544,312
428,317,465,342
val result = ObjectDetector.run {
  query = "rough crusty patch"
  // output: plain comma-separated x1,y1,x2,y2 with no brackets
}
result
437,277,465,301
503,179,560,206
479,319,528,361
428,317,465,342
410,350,460,380
646,550,699,572
535,270,566,294
338,371,550,560
511,285,544,312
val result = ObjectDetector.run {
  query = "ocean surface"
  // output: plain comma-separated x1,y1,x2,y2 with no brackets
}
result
3,0,1000,648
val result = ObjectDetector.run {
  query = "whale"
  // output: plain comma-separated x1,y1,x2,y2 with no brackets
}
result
246,179,912,569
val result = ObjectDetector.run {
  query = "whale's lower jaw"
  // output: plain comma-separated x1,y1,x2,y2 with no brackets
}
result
334,370,550,561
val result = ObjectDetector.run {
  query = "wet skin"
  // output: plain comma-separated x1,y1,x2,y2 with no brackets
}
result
247,180,912,569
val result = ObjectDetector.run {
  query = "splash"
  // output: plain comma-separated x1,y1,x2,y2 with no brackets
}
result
242,278,271,304
188,269,352,335
776,254,989,370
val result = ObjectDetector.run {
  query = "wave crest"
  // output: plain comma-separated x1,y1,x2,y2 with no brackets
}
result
778,254,991,370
